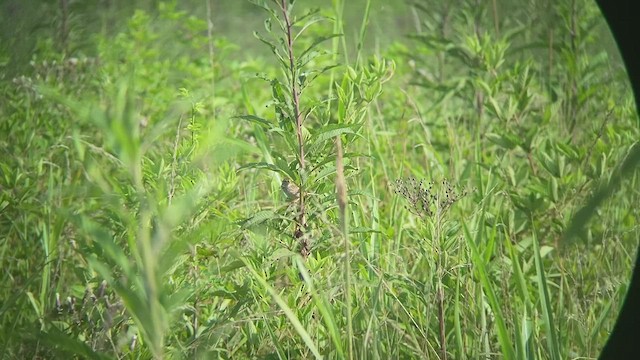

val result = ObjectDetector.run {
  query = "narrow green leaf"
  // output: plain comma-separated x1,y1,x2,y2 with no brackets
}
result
38,326,112,360
486,132,517,150
236,161,283,174
309,124,360,153
240,210,277,229
233,251,323,359
463,216,516,359
299,34,343,60
296,257,345,358
565,142,640,242
234,115,274,128
532,229,561,360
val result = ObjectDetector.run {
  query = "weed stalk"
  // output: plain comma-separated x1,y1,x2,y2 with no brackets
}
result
278,0,309,256
394,178,467,359
336,136,353,359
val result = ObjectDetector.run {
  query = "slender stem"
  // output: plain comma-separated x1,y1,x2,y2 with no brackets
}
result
438,280,447,360
280,0,308,252
435,210,447,360
168,115,183,204
336,137,353,359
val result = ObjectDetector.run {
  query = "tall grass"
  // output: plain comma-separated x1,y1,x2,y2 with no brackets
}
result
0,0,637,359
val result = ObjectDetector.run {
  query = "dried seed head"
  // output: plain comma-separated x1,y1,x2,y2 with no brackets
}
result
394,177,467,219
393,177,435,218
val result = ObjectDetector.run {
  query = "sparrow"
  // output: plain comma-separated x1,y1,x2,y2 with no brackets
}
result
281,178,300,200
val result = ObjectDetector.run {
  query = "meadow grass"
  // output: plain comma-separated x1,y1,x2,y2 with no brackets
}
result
0,0,638,359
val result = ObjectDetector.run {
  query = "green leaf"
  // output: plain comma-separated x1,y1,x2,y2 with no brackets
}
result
463,215,516,359
291,8,322,28
210,260,246,276
538,151,560,178
38,326,112,360
309,124,361,153
268,247,298,261
549,177,559,203
486,132,518,150
81,218,135,278
248,0,277,18
240,210,276,229
237,161,283,174
565,142,640,243
233,251,323,359
235,115,274,128
296,257,345,358
299,34,342,60
532,229,562,360
253,31,287,69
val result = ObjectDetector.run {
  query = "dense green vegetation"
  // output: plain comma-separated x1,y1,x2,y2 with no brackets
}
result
1,0,638,358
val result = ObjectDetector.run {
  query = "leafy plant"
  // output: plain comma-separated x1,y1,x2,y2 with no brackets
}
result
0,0,637,359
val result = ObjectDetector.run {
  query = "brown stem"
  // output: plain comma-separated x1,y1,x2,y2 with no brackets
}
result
280,0,308,254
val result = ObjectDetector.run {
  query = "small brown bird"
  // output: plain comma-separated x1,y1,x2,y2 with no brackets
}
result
281,178,300,200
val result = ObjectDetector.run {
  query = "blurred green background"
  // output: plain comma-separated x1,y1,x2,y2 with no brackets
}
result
0,0,623,75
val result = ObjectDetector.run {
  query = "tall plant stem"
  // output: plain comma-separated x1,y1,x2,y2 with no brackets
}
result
336,137,353,359
435,211,447,360
279,0,308,253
